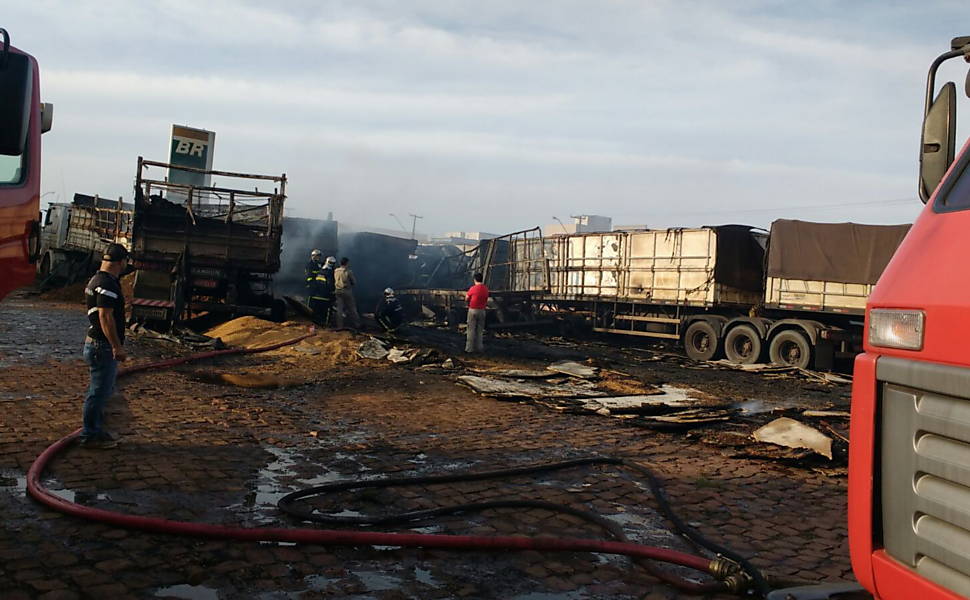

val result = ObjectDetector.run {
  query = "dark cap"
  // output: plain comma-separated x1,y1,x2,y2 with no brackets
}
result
102,243,130,262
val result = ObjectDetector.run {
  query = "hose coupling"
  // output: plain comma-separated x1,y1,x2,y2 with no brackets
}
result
708,555,742,579
722,573,753,594
709,555,753,594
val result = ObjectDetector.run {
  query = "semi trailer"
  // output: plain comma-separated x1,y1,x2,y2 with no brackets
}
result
404,219,908,371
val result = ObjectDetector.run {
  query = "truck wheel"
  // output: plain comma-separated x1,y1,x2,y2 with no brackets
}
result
724,324,763,364
270,298,287,323
683,321,720,361
769,330,812,369
39,253,51,278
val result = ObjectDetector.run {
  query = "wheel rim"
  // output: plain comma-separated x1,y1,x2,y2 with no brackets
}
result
733,336,753,359
780,341,801,365
691,331,711,353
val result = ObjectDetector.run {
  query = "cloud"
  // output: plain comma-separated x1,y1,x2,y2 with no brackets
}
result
9,0,961,236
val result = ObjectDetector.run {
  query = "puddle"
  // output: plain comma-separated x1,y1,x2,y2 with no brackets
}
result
303,574,334,591
355,571,402,592
154,584,220,600
414,567,438,586
408,453,428,464
2,470,77,503
0,469,27,493
234,446,378,524
412,524,445,534
47,486,77,503
603,510,678,544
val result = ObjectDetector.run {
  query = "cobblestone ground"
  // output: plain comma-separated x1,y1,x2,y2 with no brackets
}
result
0,292,855,599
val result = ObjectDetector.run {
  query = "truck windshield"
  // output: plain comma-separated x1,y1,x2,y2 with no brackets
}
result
0,152,25,185
937,149,970,210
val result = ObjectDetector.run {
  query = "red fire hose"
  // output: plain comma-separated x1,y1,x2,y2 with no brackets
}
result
26,330,728,591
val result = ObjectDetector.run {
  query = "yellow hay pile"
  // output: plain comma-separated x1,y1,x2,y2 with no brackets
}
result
204,316,364,366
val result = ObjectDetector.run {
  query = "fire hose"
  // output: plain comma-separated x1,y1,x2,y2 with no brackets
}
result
27,331,770,597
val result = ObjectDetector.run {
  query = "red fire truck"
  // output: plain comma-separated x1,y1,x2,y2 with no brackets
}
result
848,36,970,600
0,29,51,301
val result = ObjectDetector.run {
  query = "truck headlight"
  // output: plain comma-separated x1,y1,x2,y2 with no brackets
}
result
868,309,925,351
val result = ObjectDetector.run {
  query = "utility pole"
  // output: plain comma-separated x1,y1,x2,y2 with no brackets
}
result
408,213,423,241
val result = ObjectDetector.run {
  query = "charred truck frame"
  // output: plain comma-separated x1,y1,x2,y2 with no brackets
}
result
404,220,908,371
129,157,287,328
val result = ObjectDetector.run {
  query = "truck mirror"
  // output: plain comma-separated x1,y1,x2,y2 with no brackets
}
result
919,81,956,203
0,30,32,156
40,102,53,134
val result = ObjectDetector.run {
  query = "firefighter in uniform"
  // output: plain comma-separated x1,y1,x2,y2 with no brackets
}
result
305,250,335,325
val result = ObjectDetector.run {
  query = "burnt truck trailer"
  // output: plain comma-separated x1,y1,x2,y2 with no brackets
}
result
36,194,133,287
129,158,287,328
404,220,909,370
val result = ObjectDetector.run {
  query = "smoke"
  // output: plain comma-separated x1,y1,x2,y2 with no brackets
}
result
276,217,338,296
276,217,421,312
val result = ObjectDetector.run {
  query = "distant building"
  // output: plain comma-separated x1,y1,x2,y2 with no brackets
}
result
430,231,498,247
543,215,612,237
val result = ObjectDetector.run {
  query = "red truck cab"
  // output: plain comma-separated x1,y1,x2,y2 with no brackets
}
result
0,29,51,301
849,37,970,600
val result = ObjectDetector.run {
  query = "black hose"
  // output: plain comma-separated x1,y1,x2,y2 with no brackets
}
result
278,456,768,596
622,460,771,597
284,494,724,594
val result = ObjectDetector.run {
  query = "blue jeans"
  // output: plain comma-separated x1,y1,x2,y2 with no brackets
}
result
82,340,117,440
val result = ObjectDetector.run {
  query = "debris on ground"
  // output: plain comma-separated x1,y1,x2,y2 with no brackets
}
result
130,324,226,349
580,392,696,413
546,360,598,379
635,407,736,430
457,375,607,399
471,368,556,379
802,410,851,418
357,338,390,360
753,417,833,460
711,361,853,385
388,348,412,364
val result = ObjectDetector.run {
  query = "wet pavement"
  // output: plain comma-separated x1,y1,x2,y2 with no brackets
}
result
0,290,855,599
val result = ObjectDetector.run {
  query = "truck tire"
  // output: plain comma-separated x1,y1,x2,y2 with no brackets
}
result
683,320,720,362
769,329,812,369
724,324,763,364
38,253,51,278
270,298,287,323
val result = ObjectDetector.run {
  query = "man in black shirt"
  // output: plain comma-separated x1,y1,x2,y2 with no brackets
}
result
81,243,129,449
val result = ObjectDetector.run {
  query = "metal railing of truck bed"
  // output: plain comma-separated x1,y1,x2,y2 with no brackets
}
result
135,157,286,230
68,195,133,249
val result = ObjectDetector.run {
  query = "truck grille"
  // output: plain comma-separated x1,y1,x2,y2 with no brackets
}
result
879,356,970,597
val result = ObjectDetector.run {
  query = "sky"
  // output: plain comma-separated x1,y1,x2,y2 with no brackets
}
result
7,0,970,236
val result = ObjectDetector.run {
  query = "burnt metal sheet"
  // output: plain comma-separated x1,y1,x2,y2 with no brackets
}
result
547,360,598,379
753,417,833,459
458,375,607,399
